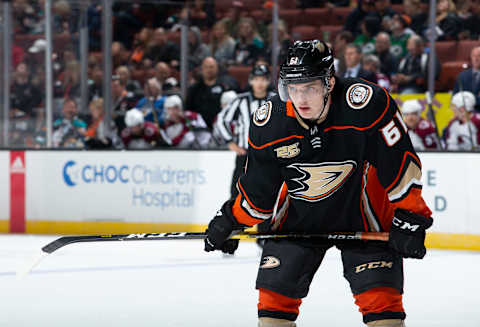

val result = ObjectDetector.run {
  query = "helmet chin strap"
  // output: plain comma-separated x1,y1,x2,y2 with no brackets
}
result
312,77,332,122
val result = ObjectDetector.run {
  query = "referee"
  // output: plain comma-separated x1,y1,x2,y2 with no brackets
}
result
215,64,276,198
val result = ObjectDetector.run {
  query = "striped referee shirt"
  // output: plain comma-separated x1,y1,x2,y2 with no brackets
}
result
215,91,276,149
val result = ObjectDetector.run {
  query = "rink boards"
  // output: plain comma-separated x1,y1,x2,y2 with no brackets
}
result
0,150,479,251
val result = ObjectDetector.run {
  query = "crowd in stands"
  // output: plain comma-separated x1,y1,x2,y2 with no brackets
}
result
4,0,480,151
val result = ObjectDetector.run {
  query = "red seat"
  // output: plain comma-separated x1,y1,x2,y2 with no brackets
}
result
302,8,331,26
279,9,303,28
291,25,320,41
329,6,352,26
391,4,404,13
433,41,457,64
227,65,252,90
279,0,297,9
318,25,344,43
456,40,480,62
435,61,468,92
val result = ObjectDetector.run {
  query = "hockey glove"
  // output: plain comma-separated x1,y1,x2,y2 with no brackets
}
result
389,209,433,259
204,201,244,254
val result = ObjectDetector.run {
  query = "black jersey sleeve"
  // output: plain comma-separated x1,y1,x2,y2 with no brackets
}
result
367,91,432,218
230,100,285,227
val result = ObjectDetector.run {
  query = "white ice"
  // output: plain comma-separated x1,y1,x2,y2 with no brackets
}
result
0,235,479,327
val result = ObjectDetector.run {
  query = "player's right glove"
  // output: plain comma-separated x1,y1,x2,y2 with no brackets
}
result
388,209,433,259
204,201,245,254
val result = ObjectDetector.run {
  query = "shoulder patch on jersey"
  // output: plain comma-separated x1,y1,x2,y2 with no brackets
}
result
253,101,272,127
346,83,373,110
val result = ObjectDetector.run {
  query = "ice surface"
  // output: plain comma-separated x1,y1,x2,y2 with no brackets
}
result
0,235,479,327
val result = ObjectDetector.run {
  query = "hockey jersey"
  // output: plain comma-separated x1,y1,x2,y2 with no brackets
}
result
408,118,439,150
160,111,212,149
229,77,432,234
443,114,480,151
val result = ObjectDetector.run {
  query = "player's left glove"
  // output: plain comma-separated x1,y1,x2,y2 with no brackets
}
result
204,201,245,254
389,209,433,259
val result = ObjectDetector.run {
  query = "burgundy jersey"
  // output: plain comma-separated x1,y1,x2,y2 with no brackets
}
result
409,118,439,150
444,113,480,150
121,121,160,149
224,77,431,235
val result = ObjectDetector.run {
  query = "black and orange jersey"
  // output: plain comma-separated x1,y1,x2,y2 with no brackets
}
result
229,77,432,234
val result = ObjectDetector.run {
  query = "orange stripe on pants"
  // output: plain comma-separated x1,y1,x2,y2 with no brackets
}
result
258,288,302,315
353,287,404,315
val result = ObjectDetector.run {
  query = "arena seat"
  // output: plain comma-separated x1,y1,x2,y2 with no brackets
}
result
291,25,320,41
278,0,297,9
329,6,352,26
302,8,331,26
279,9,302,28
456,40,480,62
318,25,344,43
436,61,468,92
434,41,457,64
391,4,404,13
227,65,252,90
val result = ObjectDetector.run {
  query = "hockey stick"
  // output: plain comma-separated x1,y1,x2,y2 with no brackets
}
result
18,231,388,278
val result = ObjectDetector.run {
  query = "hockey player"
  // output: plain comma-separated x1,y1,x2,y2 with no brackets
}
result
121,108,163,149
444,91,480,151
159,94,213,149
400,99,439,150
215,64,276,198
204,40,433,327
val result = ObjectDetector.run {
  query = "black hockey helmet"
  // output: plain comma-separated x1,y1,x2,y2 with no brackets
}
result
278,40,335,101
249,64,270,81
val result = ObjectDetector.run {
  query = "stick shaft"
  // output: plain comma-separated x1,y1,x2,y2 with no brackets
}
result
42,231,389,254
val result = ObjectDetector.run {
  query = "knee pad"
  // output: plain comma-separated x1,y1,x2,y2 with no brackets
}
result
258,317,297,327
354,287,406,323
258,288,301,322
366,319,405,326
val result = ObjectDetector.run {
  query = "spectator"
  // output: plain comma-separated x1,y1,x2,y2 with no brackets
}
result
391,35,441,94
112,42,130,69
88,3,103,51
121,108,164,149
88,64,103,101
389,14,415,60
403,0,428,36
153,62,173,90
12,0,38,34
143,27,180,69
443,91,480,150
188,26,211,70
181,0,216,29
343,44,377,83
159,95,212,149
115,65,143,99
136,78,165,127
112,77,137,132
263,20,292,66
55,60,81,100
233,17,265,66
453,46,480,111
52,0,79,35
210,19,236,66
186,57,230,129
362,54,391,90
112,3,143,49
52,98,87,148
223,1,249,37
130,27,153,67
26,39,46,86
333,31,354,76
460,0,480,40
354,15,381,55
372,0,397,31
400,99,439,150
374,32,397,78
84,98,115,149
10,62,42,119
344,0,376,36
425,0,461,41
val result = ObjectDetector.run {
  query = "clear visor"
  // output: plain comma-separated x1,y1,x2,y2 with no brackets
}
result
277,77,328,102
